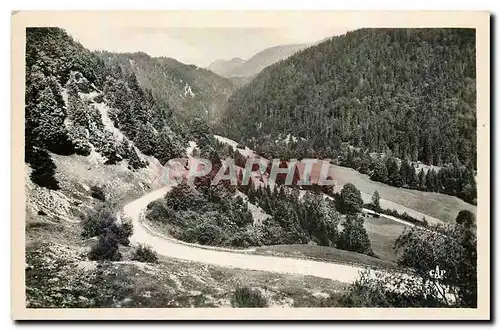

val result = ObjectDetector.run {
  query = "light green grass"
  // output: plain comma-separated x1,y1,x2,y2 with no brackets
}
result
363,215,407,263
328,164,476,223
254,243,398,270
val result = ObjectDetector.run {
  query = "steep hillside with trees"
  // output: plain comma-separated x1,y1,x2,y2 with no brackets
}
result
97,52,235,123
25,27,187,189
219,28,476,203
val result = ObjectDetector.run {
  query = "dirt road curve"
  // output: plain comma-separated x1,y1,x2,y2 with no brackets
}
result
124,186,367,284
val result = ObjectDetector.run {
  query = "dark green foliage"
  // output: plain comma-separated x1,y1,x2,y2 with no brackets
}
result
147,183,255,247
338,271,446,307
132,244,158,263
89,231,122,261
191,222,224,245
25,148,60,190
90,186,106,201
127,145,147,169
336,215,373,255
25,28,103,156
220,28,477,203
25,27,187,173
221,29,476,167
371,190,381,213
456,210,475,227
231,287,268,308
338,183,363,214
102,75,187,163
244,183,340,247
97,52,235,123
165,183,204,211
82,204,133,246
394,211,477,307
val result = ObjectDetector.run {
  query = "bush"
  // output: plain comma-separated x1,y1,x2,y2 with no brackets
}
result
82,205,133,245
336,215,373,255
338,270,447,307
231,287,268,308
195,222,223,245
25,148,60,190
146,199,178,225
90,185,106,201
89,231,122,261
132,244,158,263
338,183,363,214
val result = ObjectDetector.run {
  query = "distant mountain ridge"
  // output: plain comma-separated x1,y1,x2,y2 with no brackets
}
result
206,57,245,78
207,43,309,81
97,52,235,123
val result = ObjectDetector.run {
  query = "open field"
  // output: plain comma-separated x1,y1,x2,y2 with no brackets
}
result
328,164,476,224
363,216,408,263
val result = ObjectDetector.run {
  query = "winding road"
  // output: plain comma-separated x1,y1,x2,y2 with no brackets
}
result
121,136,430,284
124,185,369,284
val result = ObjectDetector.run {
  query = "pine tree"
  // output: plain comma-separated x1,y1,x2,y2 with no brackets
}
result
418,169,426,191
371,190,381,212
339,183,364,214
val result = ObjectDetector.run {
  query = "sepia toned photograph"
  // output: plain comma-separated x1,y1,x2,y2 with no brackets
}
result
11,10,490,320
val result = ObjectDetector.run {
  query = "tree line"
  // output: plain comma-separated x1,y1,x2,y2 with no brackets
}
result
25,28,188,190
219,28,476,200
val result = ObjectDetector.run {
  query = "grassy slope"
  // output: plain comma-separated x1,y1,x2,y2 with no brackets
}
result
363,216,407,263
254,216,407,268
328,164,477,223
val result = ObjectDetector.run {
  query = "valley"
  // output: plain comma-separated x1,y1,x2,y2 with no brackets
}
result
23,27,478,309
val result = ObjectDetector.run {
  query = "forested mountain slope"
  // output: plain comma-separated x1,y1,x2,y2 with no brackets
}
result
25,27,187,189
97,52,235,123
219,28,477,203
220,29,476,168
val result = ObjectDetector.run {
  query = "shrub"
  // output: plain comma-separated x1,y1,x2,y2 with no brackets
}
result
338,270,447,307
146,200,178,225
82,205,133,245
82,205,116,238
132,244,158,263
195,222,223,245
90,185,106,201
231,287,268,308
338,183,363,214
26,148,60,190
336,215,373,255
89,231,122,261
165,183,202,211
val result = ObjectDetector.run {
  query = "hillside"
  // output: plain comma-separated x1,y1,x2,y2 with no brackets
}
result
97,52,235,123
22,27,478,310
23,27,355,308
207,57,245,78
219,28,477,203
207,44,308,80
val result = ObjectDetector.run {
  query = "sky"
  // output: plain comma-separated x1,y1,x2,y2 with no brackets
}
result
63,26,350,67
